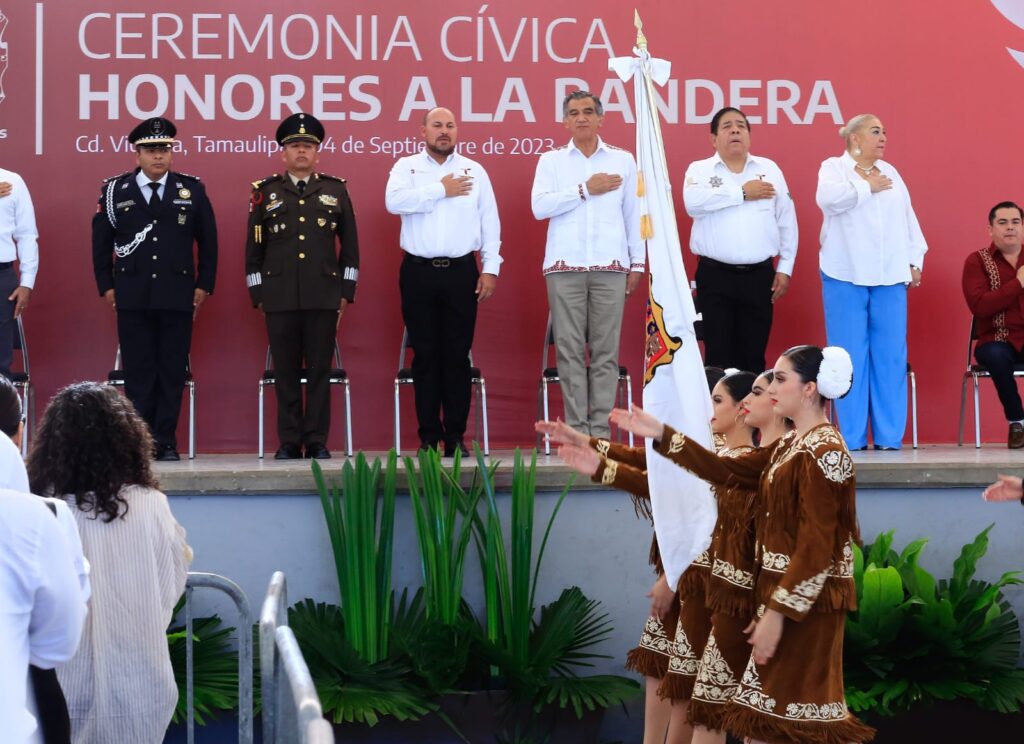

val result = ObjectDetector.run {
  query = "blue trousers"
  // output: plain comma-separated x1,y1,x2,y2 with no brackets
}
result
821,272,907,449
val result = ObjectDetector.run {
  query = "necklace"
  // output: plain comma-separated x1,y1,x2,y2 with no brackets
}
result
855,163,876,176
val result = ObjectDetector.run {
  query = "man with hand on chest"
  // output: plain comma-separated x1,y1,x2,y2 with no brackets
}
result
246,113,359,460
385,107,501,457
92,117,217,461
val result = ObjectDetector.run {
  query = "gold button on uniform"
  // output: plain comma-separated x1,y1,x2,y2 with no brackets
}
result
152,255,157,260
152,273,157,278
299,216,306,222
299,252,306,259
299,235,305,241
152,237,159,242
298,199,305,205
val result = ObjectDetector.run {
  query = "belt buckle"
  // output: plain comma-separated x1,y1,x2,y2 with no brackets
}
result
432,258,450,268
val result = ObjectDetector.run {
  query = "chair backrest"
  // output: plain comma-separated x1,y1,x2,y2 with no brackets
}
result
275,625,325,743
397,327,410,371
11,316,29,376
542,312,555,373
259,571,289,744
965,317,978,370
265,341,343,374
397,327,473,371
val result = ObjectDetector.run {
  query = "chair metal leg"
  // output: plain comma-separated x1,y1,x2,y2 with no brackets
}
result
394,380,402,454
624,374,634,447
958,374,968,447
973,375,982,449
542,382,551,455
344,380,353,457
258,381,265,459
909,371,918,450
188,381,196,460
480,380,490,457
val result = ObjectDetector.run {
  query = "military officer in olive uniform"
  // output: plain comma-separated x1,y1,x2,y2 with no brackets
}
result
92,117,218,461
246,113,359,460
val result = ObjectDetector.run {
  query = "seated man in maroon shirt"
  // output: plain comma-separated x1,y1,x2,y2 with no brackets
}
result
962,201,1024,448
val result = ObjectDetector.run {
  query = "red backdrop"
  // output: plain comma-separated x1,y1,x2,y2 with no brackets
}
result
0,0,1019,451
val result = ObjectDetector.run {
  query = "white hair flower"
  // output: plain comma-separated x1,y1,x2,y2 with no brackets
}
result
817,346,853,400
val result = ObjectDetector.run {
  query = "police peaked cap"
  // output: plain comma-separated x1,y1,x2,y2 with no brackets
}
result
130,117,177,147
276,113,324,146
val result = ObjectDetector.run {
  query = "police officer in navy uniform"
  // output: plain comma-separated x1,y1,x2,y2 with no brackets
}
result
92,117,218,461
246,113,359,460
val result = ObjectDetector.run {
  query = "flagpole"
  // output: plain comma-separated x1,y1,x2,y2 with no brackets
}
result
633,10,679,242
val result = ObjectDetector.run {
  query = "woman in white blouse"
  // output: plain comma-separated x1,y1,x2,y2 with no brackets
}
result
27,383,191,744
816,114,927,450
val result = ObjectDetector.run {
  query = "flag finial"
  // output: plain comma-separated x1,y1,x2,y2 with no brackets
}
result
634,9,648,49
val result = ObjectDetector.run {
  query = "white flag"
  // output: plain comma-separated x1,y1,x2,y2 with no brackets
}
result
609,26,717,589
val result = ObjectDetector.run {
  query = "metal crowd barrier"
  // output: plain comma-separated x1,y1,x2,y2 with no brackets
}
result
183,571,254,744
260,571,334,744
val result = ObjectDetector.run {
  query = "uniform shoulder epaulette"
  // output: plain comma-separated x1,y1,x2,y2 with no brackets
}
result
251,174,281,190
101,171,133,184
174,171,202,183
315,173,346,184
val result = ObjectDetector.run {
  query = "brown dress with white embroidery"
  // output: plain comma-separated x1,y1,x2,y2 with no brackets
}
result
654,423,875,744
655,442,751,702
588,439,680,680
685,445,758,730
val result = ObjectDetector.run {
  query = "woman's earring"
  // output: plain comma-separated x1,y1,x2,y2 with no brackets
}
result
852,146,862,157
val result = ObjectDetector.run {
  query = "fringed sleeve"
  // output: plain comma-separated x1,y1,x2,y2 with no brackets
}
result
654,425,775,491
590,437,647,469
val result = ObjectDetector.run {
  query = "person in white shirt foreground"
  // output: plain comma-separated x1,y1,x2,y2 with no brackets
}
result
683,107,798,373
27,382,192,744
816,114,928,451
532,90,644,438
0,377,90,744
385,107,501,456
0,419,87,744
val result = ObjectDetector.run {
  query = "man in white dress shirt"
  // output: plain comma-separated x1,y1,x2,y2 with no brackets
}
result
385,107,501,456
531,91,643,438
683,107,798,373
0,169,38,381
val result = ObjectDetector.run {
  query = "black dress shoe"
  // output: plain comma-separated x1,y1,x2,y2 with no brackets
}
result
304,443,332,459
443,439,469,458
419,440,439,452
274,443,302,460
156,445,180,462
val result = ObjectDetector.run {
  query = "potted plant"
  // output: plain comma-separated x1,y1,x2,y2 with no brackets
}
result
287,447,639,742
844,525,1024,741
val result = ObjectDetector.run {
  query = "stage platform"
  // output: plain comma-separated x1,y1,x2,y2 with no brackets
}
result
154,444,1024,494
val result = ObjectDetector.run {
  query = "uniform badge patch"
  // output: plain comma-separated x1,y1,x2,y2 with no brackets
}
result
318,194,339,207
178,188,191,199
644,274,683,386
178,213,187,225
116,200,135,209
709,176,723,188
266,201,283,213
317,217,327,227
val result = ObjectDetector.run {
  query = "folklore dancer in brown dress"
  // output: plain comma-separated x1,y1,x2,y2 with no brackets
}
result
534,417,677,744
544,370,756,743
688,370,791,744
613,346,876,744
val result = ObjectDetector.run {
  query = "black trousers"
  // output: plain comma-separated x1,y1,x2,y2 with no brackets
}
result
975,341,1024,421
695,257,774,373
399,255,479,446
0,265,18,380
30,665,71,744
117,308,193,449
265,309,337,447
